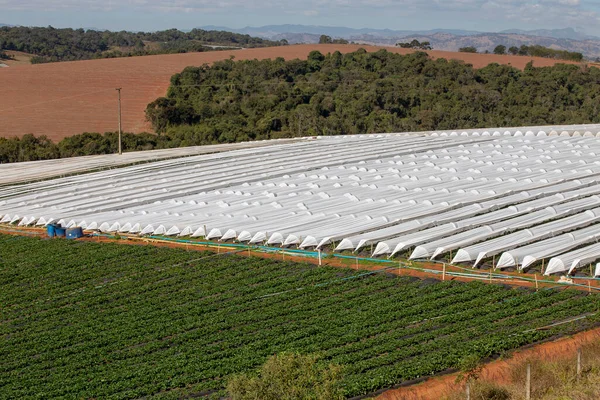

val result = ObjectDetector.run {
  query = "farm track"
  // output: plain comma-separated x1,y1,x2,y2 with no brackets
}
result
0,44,580,141
377,326,600,400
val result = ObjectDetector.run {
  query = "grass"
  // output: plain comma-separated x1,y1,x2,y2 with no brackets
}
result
444,338,600,400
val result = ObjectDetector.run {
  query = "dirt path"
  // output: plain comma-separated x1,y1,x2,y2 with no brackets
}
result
377,327,600,400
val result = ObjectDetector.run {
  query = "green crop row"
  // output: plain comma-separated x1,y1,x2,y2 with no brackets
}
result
0,235,598,399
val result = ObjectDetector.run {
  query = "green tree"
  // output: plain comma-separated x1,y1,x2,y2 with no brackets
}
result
0,25,282,64
508,46,519,55
493,45,506,55
227,353,344,400
518,44,529,56
459,46,478,53
396,40,432,50
332,38,349,44
5,49,600,164
420,41,433,50
318,35,332,44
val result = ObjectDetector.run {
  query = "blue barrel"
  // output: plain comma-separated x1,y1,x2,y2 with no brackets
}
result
47,224,56,238
54,226,67,237
66,227,84,240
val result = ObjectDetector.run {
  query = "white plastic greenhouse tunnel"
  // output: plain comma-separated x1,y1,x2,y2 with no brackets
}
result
3,124,600,277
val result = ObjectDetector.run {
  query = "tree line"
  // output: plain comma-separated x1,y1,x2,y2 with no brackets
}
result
2,49,600,163
0,26,285,63
146,49,600,141
460,44,584,62
319,35,349,45
396,40,432,50
0,132,171,163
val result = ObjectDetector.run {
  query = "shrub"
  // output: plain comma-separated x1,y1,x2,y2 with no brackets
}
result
226,353,344,400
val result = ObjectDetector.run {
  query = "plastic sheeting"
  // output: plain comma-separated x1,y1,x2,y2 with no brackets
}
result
496,225,600,270
452,208,600,267
345,180,594,253
3,129,600,262
1,134,490,238
371,185,600,257
0,138,302,186
409,197,600,260
545,243,600,275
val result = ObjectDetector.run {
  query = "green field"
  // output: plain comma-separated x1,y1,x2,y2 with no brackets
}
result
1,235,599,399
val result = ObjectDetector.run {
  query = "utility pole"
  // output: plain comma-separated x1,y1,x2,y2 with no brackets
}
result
116,88,122,155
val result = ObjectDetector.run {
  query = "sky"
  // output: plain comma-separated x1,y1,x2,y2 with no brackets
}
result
1,0,600,35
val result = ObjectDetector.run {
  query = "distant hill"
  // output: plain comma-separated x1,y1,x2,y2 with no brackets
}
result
201,24,600,59
0,26,284,64
499,27,591,40
388,32,600,59
200,24,597,41
200,24,482,40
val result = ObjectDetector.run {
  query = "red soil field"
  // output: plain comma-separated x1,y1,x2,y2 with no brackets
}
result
0,44,581,142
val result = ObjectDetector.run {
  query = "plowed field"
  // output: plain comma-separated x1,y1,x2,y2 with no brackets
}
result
0,44,580,141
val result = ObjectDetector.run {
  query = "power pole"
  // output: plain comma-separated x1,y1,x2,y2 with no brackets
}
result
116,88,122,155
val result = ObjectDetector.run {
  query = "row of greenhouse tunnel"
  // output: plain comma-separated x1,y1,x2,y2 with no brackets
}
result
2,128,600,277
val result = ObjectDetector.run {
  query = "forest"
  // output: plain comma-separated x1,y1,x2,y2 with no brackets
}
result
462,44,584,62
145,49,600,142
0,26,285,63
505,44,583,61
0,132,169,163
2,49,600,163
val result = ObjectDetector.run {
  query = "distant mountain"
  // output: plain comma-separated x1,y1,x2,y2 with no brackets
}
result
393,32,600,59
199,24,596,41
271,32,322,44
199,24,481,40
0,24,13,27
499,27,595,41
199,24,600,59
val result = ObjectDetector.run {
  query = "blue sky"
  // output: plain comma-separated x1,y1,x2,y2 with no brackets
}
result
2,0,600,34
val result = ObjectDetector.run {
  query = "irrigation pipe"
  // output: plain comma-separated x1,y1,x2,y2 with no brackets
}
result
79,233,600,291
0,227,43,236
257,266,398,299
520,312,597,334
